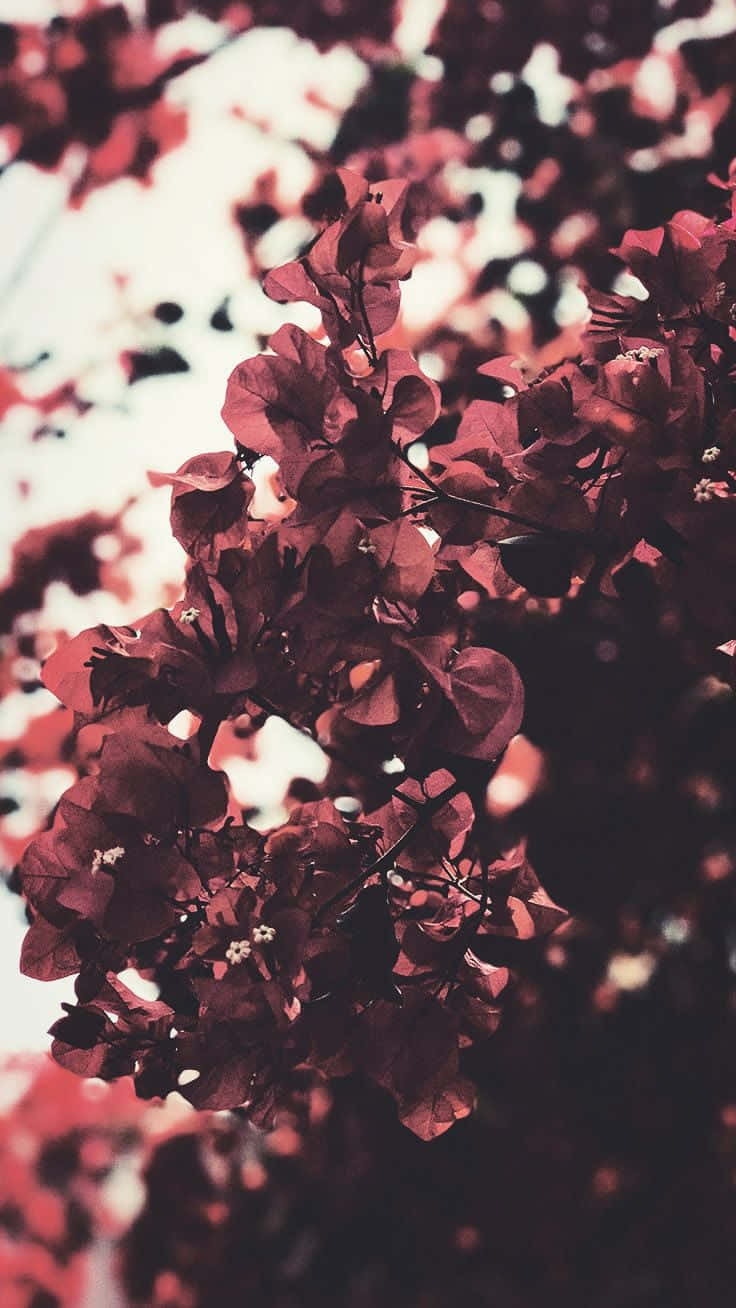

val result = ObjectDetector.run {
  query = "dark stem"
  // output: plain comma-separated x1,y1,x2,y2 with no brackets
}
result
353,253,379,367
396,448,591,543
195,712,222,768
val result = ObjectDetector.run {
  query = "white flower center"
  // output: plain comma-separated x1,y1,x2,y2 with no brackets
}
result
252,923,276,945
225,939,251,965
91,845,126,875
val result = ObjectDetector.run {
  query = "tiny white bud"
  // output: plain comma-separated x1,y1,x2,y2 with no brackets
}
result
102,845,125,866
615,346,663,363
91,846,125,875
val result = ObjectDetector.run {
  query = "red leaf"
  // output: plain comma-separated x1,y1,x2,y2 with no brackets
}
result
440,648,524,761
21,920,81,981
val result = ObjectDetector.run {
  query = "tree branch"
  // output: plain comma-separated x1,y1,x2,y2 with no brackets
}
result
314,779,462,923
396,447,590,543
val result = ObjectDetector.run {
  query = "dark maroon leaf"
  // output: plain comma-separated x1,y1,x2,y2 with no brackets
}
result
497,533,575,596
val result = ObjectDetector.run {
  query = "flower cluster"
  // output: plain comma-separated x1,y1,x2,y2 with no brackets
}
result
18,167,736,1138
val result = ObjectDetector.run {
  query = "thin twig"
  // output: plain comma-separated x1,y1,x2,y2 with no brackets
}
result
396,447,590,542
353,252,379,367
314,779,462,923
